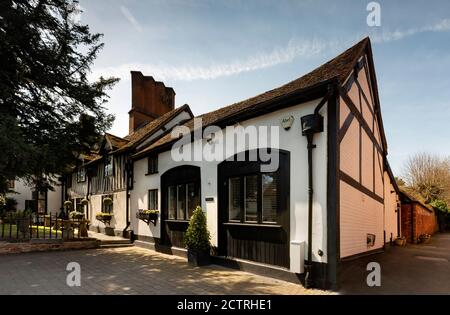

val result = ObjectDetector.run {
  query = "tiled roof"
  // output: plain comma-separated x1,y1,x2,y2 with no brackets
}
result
105,133,129,150
82,104,192,167
134,37,370,158
399,187,433,211
115,104,192,153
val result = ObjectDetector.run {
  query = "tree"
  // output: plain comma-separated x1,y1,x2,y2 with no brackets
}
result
0,0,118,193
403,153,450,203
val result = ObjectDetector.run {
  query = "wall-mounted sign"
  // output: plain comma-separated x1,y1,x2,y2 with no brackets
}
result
281,116,295,130
205,197,214,202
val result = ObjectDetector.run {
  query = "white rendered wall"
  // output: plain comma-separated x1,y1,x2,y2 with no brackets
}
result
131,99,329,270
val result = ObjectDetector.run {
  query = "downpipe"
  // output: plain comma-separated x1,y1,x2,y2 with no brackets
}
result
304,133,316,288
122,161,132,239
301,85,333,288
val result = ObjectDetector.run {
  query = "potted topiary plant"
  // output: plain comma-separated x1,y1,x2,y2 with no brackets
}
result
184,206,211,266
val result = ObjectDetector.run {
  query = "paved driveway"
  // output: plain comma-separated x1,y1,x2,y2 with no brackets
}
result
0,246,327,295
339,233,450,294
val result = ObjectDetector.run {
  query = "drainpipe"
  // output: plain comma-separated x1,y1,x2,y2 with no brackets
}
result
122,160,132,238
301,85,333,288
86,172,90,229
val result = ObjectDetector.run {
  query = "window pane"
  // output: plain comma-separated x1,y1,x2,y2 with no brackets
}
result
168,186,176,219
245,175,258,222
105,156,113,177
228,177,241,221
177,184,186,220
187,183,198,219
148,190,158,210
148,157,158,174
262,173,278,223
102,195,113,213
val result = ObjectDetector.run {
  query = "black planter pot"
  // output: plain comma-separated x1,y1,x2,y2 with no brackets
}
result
187,249,210,266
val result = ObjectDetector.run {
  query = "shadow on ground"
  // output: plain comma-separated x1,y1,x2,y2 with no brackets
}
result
339,233,450,294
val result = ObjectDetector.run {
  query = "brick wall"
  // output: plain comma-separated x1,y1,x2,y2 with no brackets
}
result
0,239,100,255
401,202,438,243
129,71,175,134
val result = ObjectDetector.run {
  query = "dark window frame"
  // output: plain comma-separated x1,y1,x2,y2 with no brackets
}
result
7,179,15,189
227,171,280,225
219,149,289,228
167,181,199,221
147,156,158,175
148,189,158,210
104,155,114,177
102,194,113,213
77,166,86,183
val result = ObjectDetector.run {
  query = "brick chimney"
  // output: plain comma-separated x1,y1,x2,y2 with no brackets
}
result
129,71,175,134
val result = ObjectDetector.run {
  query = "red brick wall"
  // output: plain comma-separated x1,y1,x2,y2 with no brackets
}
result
0,240,100,255
401,204,413,242
401,202,438,243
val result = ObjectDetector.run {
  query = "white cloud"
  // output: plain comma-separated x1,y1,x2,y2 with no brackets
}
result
92,38,331,82
371,18,450,43
120,5,143,33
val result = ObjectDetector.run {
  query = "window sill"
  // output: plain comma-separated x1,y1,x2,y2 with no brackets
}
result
165,219,190,223
223,222,282,228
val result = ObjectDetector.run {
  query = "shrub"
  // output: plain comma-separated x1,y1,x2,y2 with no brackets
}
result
0,197,17,215
430,199,449,214
184,206,211,251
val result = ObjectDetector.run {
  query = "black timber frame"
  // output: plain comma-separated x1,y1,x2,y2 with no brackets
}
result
160,165,201,248
217,149,290,268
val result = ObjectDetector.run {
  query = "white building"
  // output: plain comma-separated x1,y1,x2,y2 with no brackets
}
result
65,37,400,289
127,38,401,289
6,177,62,215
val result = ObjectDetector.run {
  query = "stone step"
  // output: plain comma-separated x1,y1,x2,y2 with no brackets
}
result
100,243,135,249
100,239,131,245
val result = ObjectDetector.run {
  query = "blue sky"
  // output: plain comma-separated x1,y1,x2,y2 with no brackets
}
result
79,0,450,176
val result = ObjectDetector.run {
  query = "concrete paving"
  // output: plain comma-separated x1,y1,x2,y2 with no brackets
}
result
339,233,450,294
0,246,329,295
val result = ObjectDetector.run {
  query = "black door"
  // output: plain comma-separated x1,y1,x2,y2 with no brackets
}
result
161,165,201,248
218,150,290,268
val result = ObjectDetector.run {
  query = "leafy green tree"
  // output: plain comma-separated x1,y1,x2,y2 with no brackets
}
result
0,0,118,193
